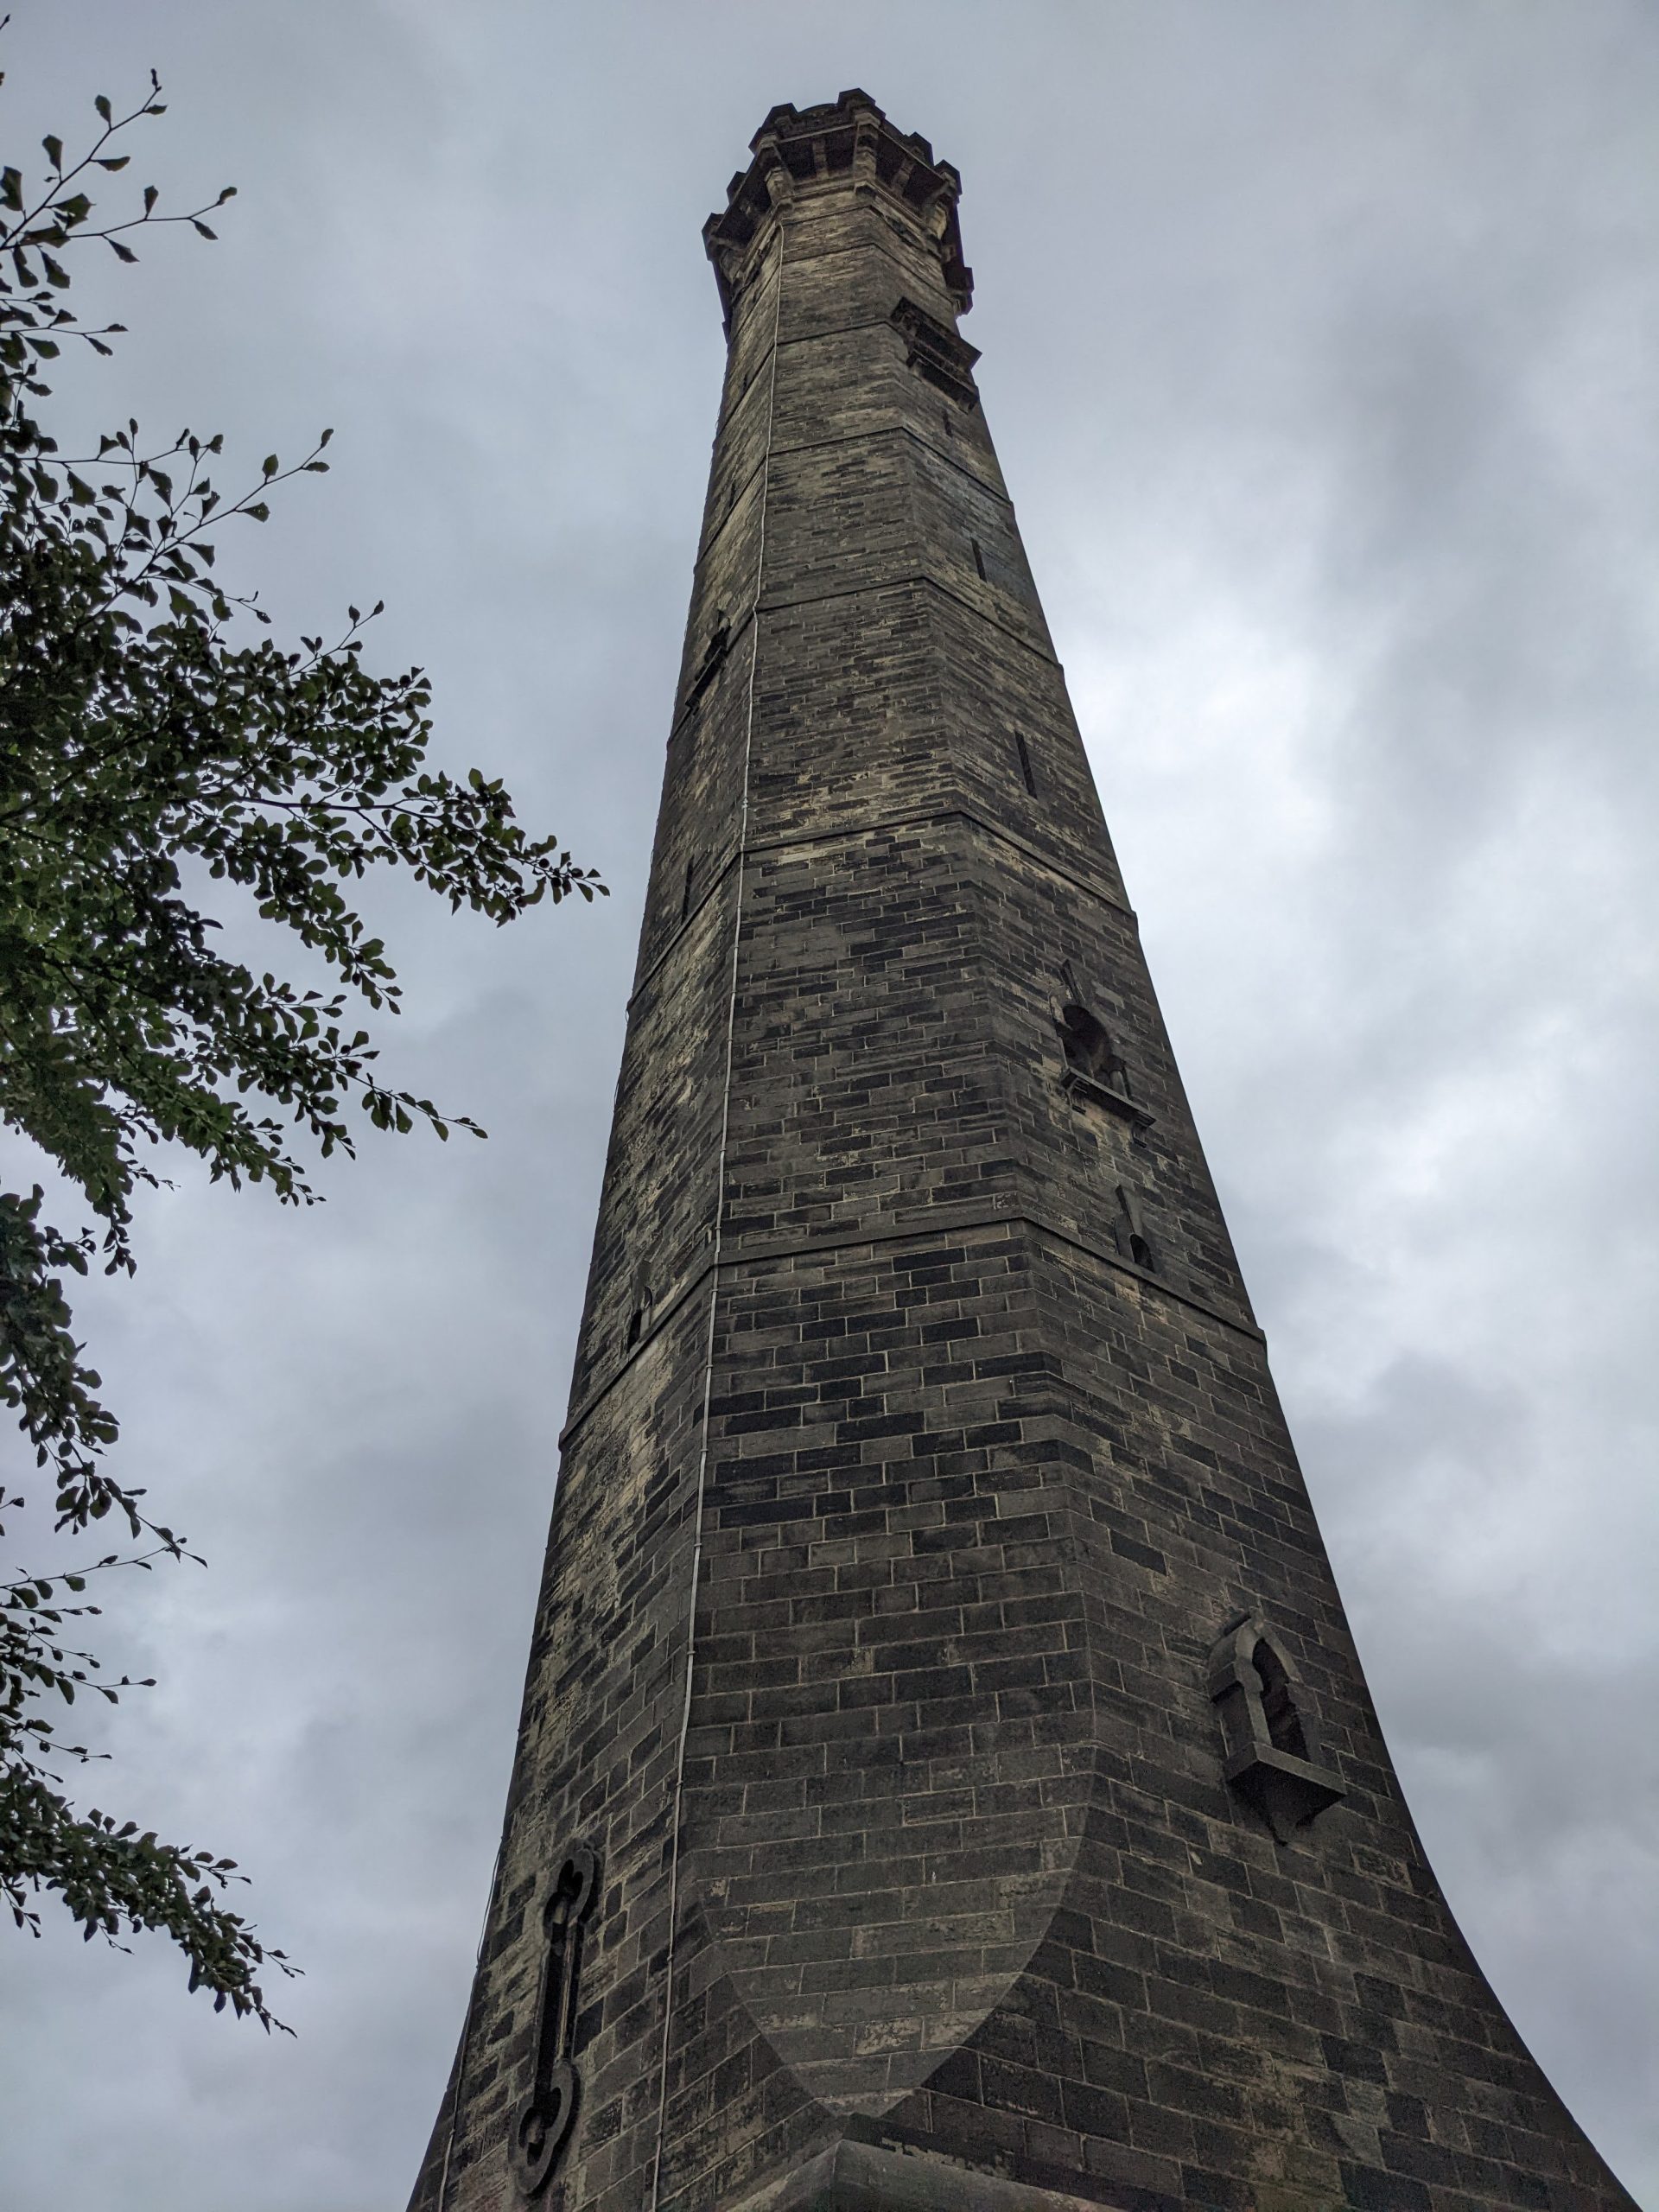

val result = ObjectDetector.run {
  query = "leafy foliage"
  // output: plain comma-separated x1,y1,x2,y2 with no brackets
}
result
0,62,602,2026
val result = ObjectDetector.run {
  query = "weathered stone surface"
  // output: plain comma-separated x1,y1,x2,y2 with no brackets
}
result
407,92,1634,2212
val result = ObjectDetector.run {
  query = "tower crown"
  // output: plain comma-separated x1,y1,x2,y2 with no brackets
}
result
702,90,972,327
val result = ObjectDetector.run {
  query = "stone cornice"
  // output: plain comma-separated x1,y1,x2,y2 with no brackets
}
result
702,89,973,331
556,1202,1262,1454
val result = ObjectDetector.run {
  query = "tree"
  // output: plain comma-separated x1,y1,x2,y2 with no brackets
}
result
0,61,603,2027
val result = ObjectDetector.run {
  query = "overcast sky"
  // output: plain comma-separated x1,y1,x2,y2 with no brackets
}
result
3,4,1656,2207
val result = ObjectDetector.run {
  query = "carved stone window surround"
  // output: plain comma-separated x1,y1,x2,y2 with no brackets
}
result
1207,1617,1345,1843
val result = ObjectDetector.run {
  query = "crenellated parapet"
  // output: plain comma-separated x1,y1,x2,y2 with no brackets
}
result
702,86,972,332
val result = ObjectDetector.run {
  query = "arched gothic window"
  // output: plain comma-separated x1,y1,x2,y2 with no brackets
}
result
1206,1616,1345,1842
1055,993,1154,1133
1058,1002,1122,1087
1252,1637,1311,1760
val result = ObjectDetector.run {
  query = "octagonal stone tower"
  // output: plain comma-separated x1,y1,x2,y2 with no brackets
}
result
407,92,1634,2212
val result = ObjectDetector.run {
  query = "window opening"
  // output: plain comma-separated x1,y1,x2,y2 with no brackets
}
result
970,536,986,580
683,608,732,715
1253,1639,1310,1760
1057,995,1153,1133
625,1278,653,1351
1060,1003,1128,1094
1014,730,1037,795
890,296,982,410
1206,1617,1345,1842
680,857,696,923
1116,1182,1155,1272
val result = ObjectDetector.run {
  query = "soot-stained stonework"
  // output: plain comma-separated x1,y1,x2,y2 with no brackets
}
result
406,91,1636,2212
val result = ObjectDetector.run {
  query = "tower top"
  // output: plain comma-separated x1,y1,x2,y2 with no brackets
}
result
702,89,973,327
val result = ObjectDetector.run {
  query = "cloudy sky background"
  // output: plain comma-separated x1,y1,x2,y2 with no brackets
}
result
3,3,1656,2205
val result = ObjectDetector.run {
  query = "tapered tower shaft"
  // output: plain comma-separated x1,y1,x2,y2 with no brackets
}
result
409,92,1633,2212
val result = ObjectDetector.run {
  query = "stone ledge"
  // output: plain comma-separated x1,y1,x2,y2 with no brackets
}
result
723,2138,1125,2212
627,805,1134,1013
556,1200,1262,1452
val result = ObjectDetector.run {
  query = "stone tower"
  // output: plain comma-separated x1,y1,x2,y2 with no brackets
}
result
408,92,1633,2212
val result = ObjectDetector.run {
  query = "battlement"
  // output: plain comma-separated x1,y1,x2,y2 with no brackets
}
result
702,89,972,328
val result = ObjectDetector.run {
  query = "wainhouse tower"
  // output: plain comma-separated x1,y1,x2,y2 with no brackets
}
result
408,93,1633,2212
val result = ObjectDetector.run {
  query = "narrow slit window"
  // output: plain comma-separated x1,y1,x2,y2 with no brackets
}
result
942,405,954,439
683,610,732,715
680,857,696,922
1116,1182,1155,1273
625,1280,653,1351
970,536,987,580
1014,731,1037,795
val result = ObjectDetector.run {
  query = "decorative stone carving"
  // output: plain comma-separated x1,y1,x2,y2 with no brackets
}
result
890,296,981,410
509,1845,600,2197
1056,1001,1151,1128
702,90,974,331
1208,1618,1345,1842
